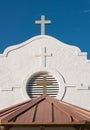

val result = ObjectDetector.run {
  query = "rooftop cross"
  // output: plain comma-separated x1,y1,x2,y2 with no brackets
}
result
36,76,53,94
35,15,51,35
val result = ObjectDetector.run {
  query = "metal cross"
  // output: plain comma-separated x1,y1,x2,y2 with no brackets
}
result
36,76,53,94
35,15,51,35
35,47,52,67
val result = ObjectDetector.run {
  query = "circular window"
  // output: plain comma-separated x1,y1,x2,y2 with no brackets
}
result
26,71,59,98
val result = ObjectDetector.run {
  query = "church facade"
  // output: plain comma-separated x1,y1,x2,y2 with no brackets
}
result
0,16,90,110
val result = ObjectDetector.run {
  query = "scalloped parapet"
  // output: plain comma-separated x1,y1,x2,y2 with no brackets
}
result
0,35,81,57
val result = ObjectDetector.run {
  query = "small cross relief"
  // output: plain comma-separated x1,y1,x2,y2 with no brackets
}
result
35,47,53,67
36,76,53,94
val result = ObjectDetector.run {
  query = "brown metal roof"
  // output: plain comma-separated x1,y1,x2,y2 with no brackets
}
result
0,94,90,126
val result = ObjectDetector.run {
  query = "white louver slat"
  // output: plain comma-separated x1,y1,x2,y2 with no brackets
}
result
26,72,59,98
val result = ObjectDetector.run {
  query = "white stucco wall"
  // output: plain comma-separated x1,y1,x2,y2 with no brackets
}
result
0,35,90,110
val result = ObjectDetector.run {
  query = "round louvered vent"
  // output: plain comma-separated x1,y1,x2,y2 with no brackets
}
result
26,72,59,98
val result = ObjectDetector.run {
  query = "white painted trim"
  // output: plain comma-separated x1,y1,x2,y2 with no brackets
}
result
0,35,81,57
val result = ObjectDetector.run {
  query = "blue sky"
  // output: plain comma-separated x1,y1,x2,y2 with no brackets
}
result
0,0,90,58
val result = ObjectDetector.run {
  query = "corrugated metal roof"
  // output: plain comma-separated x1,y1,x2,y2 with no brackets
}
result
0,94,90,126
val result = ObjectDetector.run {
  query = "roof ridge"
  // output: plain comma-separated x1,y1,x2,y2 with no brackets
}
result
61,101,90,112
0,100,32,114
0,94,46,123
61,102,90,119
45,96,74,122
